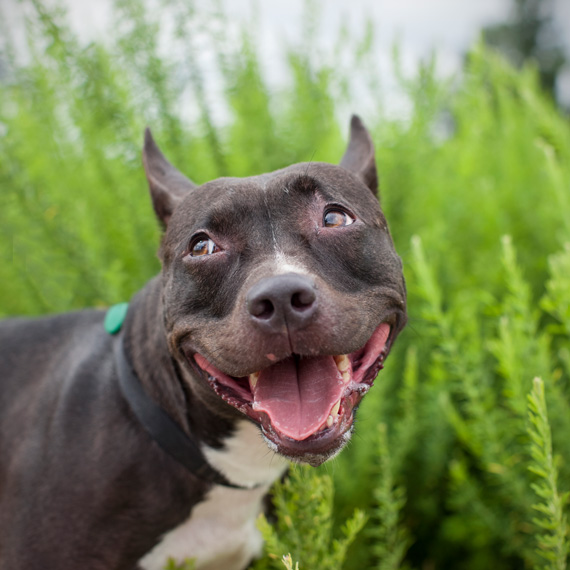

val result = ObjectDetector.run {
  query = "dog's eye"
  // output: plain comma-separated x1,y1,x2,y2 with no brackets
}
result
323,209,355,228
189,235,219,257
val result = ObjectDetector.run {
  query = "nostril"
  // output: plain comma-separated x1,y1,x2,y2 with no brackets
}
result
249,299,275,320
291,290,315,311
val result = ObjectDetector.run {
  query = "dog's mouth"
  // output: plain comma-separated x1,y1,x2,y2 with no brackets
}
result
190,320,397,462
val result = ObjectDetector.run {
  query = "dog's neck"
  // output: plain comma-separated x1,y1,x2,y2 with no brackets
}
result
121,277,238,450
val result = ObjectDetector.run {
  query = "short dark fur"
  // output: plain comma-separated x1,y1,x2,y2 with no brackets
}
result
0,116,406,569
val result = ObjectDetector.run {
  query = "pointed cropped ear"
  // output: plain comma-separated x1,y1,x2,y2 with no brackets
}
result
339,115,378,195
142,128,196,227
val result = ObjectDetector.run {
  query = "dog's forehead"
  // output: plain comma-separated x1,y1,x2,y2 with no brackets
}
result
175,162,381,224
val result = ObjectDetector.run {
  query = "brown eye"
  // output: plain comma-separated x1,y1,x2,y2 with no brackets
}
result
323,209,355,228
189,235,219,257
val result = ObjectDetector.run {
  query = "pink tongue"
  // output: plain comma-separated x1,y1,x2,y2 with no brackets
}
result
252,356,344,440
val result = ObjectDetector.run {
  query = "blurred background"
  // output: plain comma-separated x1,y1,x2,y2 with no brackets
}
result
4,0,570,118
1,1,570,569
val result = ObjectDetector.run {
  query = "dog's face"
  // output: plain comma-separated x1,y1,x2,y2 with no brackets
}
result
143,117,406,465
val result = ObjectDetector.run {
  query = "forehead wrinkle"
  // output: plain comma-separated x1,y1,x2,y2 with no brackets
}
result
262,189,279,252
197,207,242,235
262,172,315,253
196,188,262,234
288,173,320,195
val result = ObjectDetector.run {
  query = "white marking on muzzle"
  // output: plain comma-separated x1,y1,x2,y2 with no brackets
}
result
273,252,308,275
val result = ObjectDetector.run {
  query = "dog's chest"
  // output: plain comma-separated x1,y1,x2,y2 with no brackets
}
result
139,421,288,570
138,485,267,570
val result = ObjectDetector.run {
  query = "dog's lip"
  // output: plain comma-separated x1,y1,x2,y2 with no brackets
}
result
187,314,402,452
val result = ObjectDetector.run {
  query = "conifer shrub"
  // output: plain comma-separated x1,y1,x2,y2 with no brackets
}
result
1,1,570,568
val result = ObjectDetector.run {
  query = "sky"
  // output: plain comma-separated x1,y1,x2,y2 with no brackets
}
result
2,0,570,114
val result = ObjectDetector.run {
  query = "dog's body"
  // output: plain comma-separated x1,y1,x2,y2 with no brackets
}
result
0,117,406,570
0,295,286,569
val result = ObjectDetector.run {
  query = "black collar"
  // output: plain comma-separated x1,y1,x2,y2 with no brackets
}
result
113,336,249,490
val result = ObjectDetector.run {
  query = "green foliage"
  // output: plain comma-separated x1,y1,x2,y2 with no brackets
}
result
542,244,570,337
163,557,196,570
527,377,569,570
2,2,570,569
280,554,300,570
254,466,366,570
369,424,410,570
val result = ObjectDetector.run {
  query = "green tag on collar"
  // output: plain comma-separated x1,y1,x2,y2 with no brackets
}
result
104,302,129,335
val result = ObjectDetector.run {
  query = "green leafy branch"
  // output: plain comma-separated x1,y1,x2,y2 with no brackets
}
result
254,465,366,570
527,377,569,570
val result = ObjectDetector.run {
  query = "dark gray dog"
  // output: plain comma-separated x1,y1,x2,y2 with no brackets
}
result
0,116,406,570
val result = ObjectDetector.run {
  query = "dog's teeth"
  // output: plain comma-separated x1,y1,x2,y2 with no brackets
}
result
249,372,259,389
342,371,350,384
325,401,341,428
334,354,350,372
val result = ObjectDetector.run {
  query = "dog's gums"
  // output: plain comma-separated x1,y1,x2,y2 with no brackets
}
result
191,321,395,460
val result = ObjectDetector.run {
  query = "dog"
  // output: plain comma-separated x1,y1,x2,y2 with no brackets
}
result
0,116,406,570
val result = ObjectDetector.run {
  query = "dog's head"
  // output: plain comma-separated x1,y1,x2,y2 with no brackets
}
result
142,116,406,465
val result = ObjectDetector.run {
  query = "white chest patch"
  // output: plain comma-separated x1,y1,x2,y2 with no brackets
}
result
139,421,288,570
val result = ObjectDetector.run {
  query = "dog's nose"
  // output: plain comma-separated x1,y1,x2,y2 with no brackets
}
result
246,273,317,333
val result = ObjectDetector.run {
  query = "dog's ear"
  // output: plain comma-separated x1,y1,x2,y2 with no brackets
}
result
142,128,196,227
339,115,378,195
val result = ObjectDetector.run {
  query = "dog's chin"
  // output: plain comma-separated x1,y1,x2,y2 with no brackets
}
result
187,320,399,465
258,419,354,467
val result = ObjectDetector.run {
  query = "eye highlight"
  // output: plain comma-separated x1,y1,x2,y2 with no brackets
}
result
188,235,220,257
323,208,355,228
